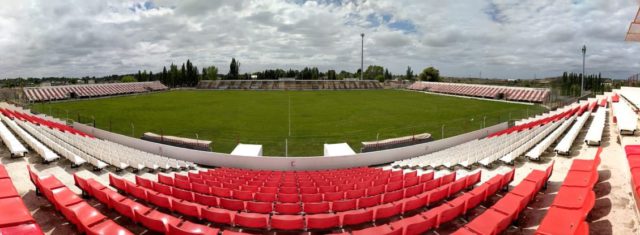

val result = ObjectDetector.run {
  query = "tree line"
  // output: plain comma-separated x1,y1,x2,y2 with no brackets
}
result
558,72,605,96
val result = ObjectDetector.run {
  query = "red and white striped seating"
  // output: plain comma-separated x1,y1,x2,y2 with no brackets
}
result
24,81,168,102
408,81,550,103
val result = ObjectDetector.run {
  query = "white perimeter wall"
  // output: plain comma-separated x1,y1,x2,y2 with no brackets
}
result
73,122,508,171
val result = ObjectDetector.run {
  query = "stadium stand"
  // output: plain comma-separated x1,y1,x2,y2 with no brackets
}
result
197,80,383,90
453,163,553,235
626,145,640,213
27,166,132,234
554,105,592,155
584,103,607,146
0,113,59,162
610,95,638,135
535,150,600,235
0,119,27,157
407,81,550,103
0,164,44,234
0,105,193,171
23,81,168,102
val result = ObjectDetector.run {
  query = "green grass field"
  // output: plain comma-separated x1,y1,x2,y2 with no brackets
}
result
31,90,546,156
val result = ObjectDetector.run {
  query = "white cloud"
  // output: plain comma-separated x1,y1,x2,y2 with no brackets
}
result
0,0,638,79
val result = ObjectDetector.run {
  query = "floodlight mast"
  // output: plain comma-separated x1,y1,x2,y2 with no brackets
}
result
582,45,586,97
361,33,364,81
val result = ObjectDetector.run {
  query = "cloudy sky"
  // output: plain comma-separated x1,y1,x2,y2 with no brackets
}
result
1,0,639,79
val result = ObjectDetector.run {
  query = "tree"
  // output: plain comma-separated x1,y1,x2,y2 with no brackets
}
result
228,58,240,80
384,69,392,81
327,70,337,80
364,65,384,80
121,75,137,83
419,67,440,82
162,66,168,86
405,66,414,80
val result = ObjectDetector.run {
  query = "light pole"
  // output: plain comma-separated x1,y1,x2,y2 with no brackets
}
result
361,33,364,80
581,45,586,97
130,122,135,137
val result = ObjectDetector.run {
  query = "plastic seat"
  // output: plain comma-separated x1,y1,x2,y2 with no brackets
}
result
232,190,253,201
274,203,302,215
386,181,403,192
111,198,151,222
271,215,304,230
465,171,482,188
202,207,236,225
464,208,512,235
0,197,35,227
168,221,220,235
319,185,337,193
300,187,318,194
153,181,173,195
279,187,298,194
92,186,124,209
0,223,44,235
352,224,401,235
212,187,232,198
158,174,175,186
60,201,106,232
400,196,426,213
277,193,300,203
304,201,330,214
135,209,181,233
85,220,133,235
48,187,83,211
172,199,202,219
148,192,172,209
135,175,153,189
254,192,276,202
246,201,273,214
358,195,381,208
491,193,527,221
260,187,278,194
194,193,218,207
108,174,126,192
174,179,192,191
373,203,402,220
404,184,423,198
192,183,211,195
172,188,195,202
332,199,357,212
434,200,465,228
324,191,345,201
234,213,269,229
301,193,323,203
346,189,365,199
449,178,467,197
306,214,340,230
339,209,374,226
382,190,404,204
440,172,456,185
509,180,537,202
220,198,245,211
367,184,386,196
126,183,148,201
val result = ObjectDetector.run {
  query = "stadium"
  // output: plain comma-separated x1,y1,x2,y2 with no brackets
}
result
1,1,640,235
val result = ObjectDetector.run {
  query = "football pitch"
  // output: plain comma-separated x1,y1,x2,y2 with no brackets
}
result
31,89,546,156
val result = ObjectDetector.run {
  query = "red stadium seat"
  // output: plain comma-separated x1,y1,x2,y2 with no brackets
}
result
153,181,173,195
423,179,439,192
279,187,298,194
246,201,273,214
382,190,404,204
358,195,382,208
420,172,435,183
60,201,106,232
254,192,276,202
158,174,175,186
448,178,467,197
202,208,236,225
400,196,426,213
491,193,528,221
220,198,245,212
192,183,211,195
109,174,126,192
148,192,172,209
135,175,153,189
168,221,219,235
465,171,482,188
373,203,402,220
440,172,456,185
346,189,365,199
134,209,181,233
304,201,331,214
172,188,195,202
274,203,302,215
463,208,512,235
404,184,423,198
234,213,269,229
172,199,202,219
352,224,401,235
126,182,149,201
301,193,323,203
300,187,318,194
427,185,449,206
212,187,232,198
0,197,36,227
271,215,304,230
332,199,357,212
324,191,345,201
367,184,386,196
306,214,340,230
390,214,436,235
111,198,151,222
339,209,374,226
86,220,133,235
433,200,466,228
386,181,403,192
277,193,300,203
194,193,219,207
232,190,253,201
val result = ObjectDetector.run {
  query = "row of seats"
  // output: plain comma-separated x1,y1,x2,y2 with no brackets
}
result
24,81,168,102
526,115,577,160
536,149,600,234
619,87,640,110
584,105,607,146
2,107,194,171
0,119,27,156
26,166,132,235
0,114,59,162
74,174,220,235
453,162,554,235
0,165,44,234
625,145,640,214
336,169,515,235
107,171,482,231
393,102,586,169
407,81,550,103
555,107,592,155
198,80,383,91
610,96,638,135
